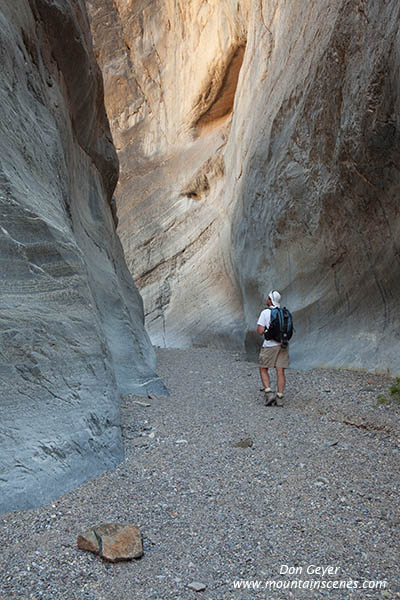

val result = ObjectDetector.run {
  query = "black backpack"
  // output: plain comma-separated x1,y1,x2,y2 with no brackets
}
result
264,307,294,348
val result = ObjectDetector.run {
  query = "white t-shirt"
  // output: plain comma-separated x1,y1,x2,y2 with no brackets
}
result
257,308,280,348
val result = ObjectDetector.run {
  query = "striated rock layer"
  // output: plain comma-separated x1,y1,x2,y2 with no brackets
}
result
86,0,249,349
88,0,400,375
0,0,166,514
230,0,400,373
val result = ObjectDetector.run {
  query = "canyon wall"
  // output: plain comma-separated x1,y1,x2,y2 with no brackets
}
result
0,0,165,514
86,0,249,348
88,0,400,374
230,0,400,373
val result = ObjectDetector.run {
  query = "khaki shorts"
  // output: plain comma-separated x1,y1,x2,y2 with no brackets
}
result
259,345,289,368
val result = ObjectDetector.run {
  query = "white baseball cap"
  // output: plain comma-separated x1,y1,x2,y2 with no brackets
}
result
268,290,281,308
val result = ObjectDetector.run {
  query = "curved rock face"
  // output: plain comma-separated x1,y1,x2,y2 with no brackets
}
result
0,1,165,514
230,0,400,373
86,0,249,348
88,0,400,375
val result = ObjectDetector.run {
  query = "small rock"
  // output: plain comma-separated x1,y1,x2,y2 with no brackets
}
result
187,581,207,592
77,523,143,562
314,476,330,486
325,440,338,447
232,438,253,448
145,535,157,545
176,439,188,444
132,400,151,407
148,431,156,439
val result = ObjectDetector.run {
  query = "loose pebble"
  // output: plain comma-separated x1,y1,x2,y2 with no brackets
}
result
187,581,207,592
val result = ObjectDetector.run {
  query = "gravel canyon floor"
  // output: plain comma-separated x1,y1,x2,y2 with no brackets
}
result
1,348,399,600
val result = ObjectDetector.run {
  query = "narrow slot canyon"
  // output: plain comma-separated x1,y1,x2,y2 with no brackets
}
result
87,0,400,377
0,5,399,597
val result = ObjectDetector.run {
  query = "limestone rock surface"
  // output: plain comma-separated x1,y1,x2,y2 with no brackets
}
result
88,0,400,375
0,0,166,514
86,0,249,349
230,0,400,374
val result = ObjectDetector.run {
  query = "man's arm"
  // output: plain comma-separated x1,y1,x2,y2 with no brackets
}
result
257,308,270,336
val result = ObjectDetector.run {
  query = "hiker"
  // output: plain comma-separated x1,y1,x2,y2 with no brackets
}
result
257,290,291,406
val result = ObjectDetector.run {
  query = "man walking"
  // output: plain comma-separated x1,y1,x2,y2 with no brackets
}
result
257,290,290,406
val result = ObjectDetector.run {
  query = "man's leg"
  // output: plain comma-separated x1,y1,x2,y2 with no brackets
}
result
276,367,286,394
260,367,276,406
259,367,270,390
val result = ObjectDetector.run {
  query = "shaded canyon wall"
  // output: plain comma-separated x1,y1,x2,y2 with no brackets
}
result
230,0,400,373
0,0,165,514
87,0,400,374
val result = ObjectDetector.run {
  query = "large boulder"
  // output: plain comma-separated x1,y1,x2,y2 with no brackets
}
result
87,0,400,375
0,0,165,514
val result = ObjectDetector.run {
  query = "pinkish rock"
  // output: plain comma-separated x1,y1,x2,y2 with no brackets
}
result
77,523,143,562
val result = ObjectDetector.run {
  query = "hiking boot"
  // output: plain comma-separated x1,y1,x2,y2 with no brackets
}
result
264,388,276,406
275,392,284,407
